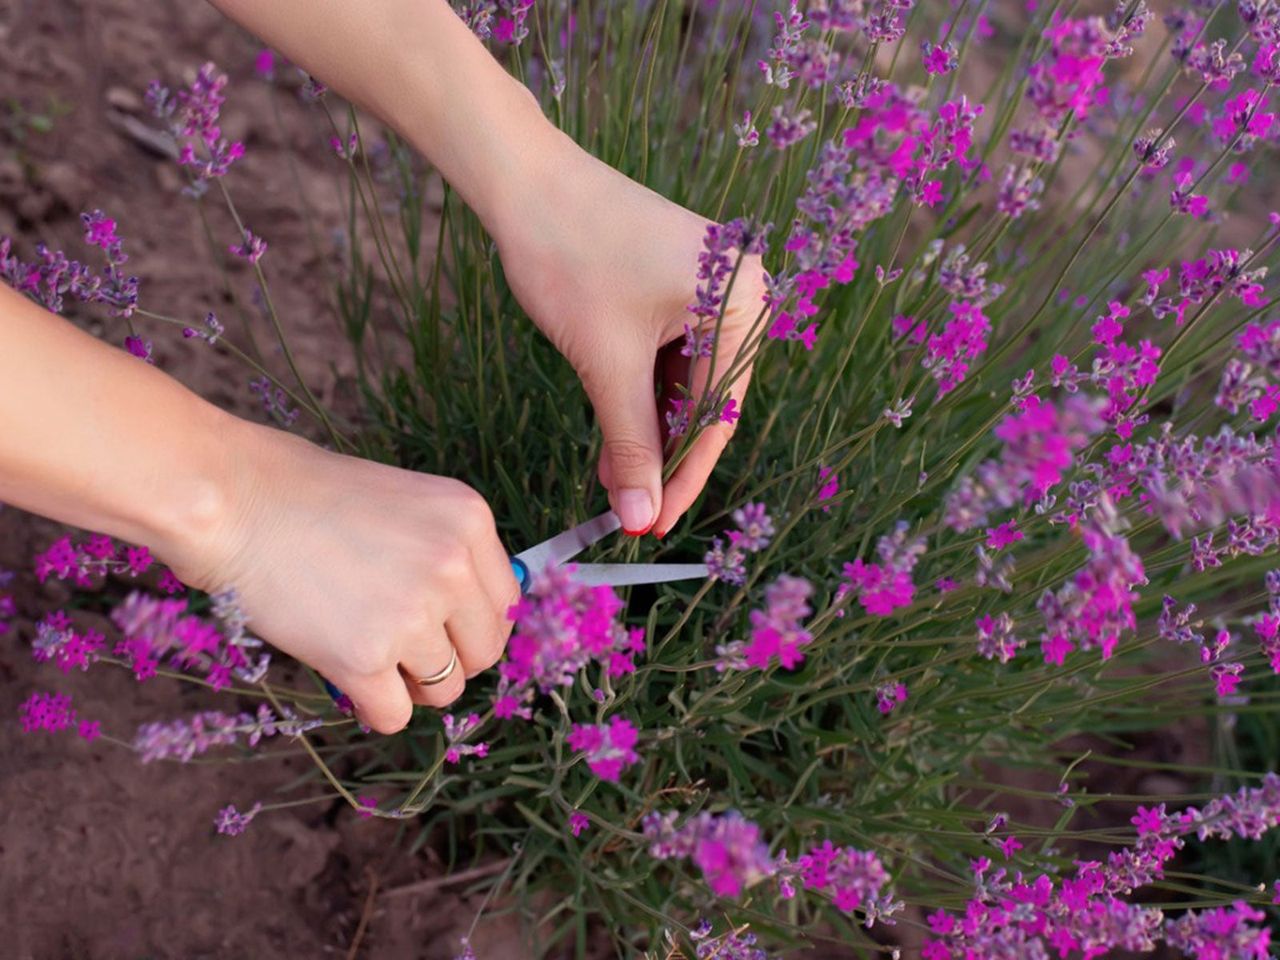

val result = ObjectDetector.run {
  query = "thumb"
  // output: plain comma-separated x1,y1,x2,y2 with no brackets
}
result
584,360,665,536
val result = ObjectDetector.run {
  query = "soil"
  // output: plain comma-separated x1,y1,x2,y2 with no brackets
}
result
0,2,531,957
1,2,1268,958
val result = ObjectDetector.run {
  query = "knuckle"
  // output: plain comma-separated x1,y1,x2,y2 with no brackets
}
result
443,482,496,535
430,543,474,588
336,642,395,681
605,436,658,472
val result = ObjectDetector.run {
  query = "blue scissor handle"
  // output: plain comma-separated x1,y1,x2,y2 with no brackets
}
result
511,557,531,595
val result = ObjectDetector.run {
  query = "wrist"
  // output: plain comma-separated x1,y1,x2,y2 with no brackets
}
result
395,33,574,236
138,406,268,590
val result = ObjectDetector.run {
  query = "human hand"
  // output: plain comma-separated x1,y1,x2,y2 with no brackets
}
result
488,130,769,538
167,420,520,734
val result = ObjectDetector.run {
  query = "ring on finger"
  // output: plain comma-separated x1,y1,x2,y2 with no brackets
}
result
402,647,459,687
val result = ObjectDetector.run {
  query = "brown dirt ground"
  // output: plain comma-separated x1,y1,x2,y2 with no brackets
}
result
3,3,1272,958
0,1,535,957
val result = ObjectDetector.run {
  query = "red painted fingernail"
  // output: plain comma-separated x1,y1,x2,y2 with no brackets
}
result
654,529,667,540
622,523,655,537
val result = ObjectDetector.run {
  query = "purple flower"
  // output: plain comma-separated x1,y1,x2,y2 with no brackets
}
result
731,503,775,552
214,802,262,837
874,680,908,715
229,227,267,264
146,63,246,193
134,704,319,763
110,589,269,689
765,105,816,150
442,712,488,764
249,376,300,428
569,811,590,838
976,612,1024,664
1165,902,1272,959
329,133,360,160
733,110,759,148
687,219,767,327
996,164,1044,218
182,311,225,346
689,919,770,960
2,211,139,319
705,503,775,586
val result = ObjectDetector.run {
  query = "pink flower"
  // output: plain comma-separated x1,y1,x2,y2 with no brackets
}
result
875,681,908,715
816,465,840,509
495,565,645,719
569,811,590,838
1131,805,1166,836
229,227,267,264
157,570,185,595
985,520,1024,550
841,522,925,618
567,715,640,782
923,300,992,396
998,836,1023,858
253,49,276,80
717,576,813,672
18,690,76,733
893,313,927,344
81,211,119,250
643,810,776,900
922,40,959,76
124,335,153,363
356,796,377,819
442,712,487,764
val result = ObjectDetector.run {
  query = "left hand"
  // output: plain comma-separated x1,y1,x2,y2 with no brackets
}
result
488,128,769,538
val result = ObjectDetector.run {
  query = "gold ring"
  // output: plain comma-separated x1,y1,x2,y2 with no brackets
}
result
406,648,458,686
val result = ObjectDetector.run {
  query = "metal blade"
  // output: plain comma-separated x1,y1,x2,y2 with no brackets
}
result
512,510,622,574
571,563,709,588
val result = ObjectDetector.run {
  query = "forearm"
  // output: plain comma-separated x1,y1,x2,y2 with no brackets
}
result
207,0,567,234
0,284,243,572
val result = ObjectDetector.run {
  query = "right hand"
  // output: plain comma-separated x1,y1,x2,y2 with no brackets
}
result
167,420,521,734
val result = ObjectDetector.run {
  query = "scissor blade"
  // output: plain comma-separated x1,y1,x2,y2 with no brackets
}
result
513,510,622,574
571,563,709,588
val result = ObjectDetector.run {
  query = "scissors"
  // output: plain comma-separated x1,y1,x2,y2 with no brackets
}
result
322,510,707,702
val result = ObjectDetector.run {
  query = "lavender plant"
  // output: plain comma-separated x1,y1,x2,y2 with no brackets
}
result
8,1,1280,957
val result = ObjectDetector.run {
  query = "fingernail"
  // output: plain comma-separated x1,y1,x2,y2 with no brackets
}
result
617,488,655,535
654,529,667,540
